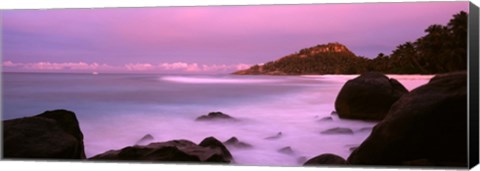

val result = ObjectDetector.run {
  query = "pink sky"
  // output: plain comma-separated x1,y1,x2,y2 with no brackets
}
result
1,2,469,73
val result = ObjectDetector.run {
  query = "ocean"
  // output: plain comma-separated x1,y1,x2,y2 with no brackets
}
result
1,72,433,166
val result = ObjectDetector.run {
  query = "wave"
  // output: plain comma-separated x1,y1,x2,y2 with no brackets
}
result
160,76,281,84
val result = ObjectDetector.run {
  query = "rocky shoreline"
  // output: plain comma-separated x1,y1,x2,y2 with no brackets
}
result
2,71,468,167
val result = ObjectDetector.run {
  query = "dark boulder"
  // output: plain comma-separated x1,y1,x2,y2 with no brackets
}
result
347,72,468,167
3,109,86,159
335,72,408,120
320,127,354,135
304,153,347,166
224,137,253,149
195,112,236,121
199,136,233,162
90,137,233,163
90,140,201,162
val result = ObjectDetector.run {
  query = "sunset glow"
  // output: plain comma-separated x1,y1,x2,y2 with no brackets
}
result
1,2,469,73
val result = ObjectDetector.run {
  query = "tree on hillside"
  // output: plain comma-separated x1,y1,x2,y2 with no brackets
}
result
380,11,468,74
445,11,468,71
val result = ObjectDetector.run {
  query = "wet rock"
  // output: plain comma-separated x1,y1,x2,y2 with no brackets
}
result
90,137,232,163
335,72,408,121
348,72,468,167
223,137,253,149
304,153,347,166
199,136,233,162
195,112,236,121
3,109,86,159
264,132,283,140
318,116,333,121
320,127,354,135
277,146,294,155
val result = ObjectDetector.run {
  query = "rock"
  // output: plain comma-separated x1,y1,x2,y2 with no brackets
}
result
277,146,294,155
334,72,408,120
90,140,201,162
90,137,233,163
320,127,354,135
199,136,233,162
224,137,240,144
347,72,467,167
330,111,338,115
3,109,86,159
224,137,253,149
195,112,236,121
264,132,282,140
318,116,333,121
135,134,154,145
304,153,347,166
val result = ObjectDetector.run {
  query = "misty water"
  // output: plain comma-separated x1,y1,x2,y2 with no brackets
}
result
2,72,433,166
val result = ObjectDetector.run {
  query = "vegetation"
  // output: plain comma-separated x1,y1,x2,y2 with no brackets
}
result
368,11,468,74
233,43,370,75
234,11,467,75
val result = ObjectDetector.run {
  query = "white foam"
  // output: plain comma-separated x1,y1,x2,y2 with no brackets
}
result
160,76,281,84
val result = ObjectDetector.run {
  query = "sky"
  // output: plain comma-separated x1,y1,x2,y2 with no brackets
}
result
1,2,469,73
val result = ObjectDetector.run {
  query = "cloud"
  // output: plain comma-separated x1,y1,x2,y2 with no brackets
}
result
3,60,252,73
125,63,154,71
159,62,251,72
159,62,199,71
2,61,114,71
234,64,251,70
2,61,19,67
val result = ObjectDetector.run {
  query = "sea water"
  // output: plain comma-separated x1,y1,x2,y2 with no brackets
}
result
1,72,432,166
